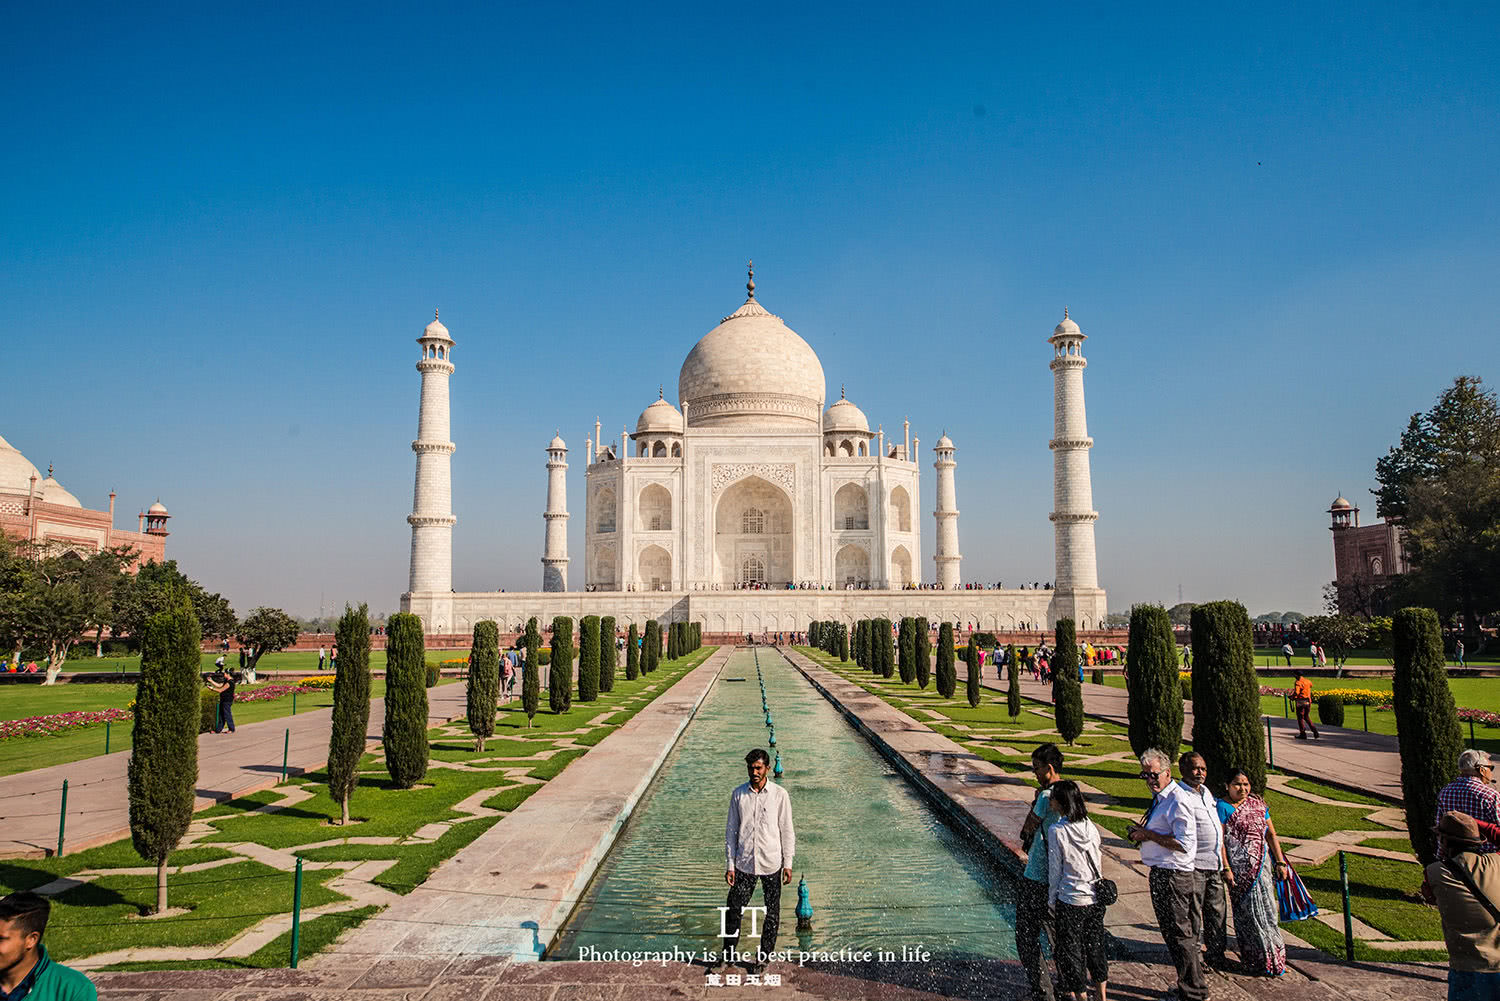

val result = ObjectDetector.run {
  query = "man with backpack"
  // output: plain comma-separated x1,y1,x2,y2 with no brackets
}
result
1427,811,1500,999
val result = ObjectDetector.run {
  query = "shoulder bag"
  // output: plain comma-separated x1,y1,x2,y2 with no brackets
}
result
1445,856,1500,924
1085,849,1119,907
1276,861,1318,921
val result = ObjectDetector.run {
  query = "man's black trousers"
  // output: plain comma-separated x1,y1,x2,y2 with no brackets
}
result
722,869,782,961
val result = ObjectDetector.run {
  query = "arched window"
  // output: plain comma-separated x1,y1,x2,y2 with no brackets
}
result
653,440,667,457
671,441,681,457
740,554,766,587
742,507,765,534
857,441,867,456
825,442,835,456
638,441,649,456
839,439,854,456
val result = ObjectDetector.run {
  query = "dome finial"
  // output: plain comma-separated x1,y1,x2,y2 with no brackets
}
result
841,384,846,399
435,308,439,321
47,463,53,477
746,260,756,300
658,385,664,400
1063,306,1069,319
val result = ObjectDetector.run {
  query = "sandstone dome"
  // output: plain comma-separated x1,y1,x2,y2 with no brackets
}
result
822,395,869,434
636,395,683,434
40,475,82,508
678,291,825,429
0,434,41,495
1330,495,1353,510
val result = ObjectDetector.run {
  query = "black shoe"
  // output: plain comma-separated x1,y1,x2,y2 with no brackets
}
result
1312,730,1320,740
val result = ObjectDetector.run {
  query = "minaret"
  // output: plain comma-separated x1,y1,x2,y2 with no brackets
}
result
408,310,457,594
933,433,960,588
542,433,570,591
1048,309,1099,590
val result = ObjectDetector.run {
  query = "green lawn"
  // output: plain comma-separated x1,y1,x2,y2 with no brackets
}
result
0,679,480,778
1,646,716,970
34,649,468,675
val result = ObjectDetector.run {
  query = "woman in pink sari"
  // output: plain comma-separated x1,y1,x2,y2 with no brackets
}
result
1216,768,1289,976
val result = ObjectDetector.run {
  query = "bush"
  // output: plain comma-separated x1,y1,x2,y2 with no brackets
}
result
1053,619,1084,745
1091,668,1104,685
467,620,499,752
1393,607,1463,864
328,603,371,823
522,617,541,727
935,623,956,698
898,618,916,684
425,663,440,688
1126,604,1184,761
1189,601,1264,795
972,632,998,648
599,616,617,693
965,639,981,708
550,616,574,713
578,615,600,702
626,623,640,680
383,612,429,789
128,601,202,912
199,690,219,734
1316,693,1344,727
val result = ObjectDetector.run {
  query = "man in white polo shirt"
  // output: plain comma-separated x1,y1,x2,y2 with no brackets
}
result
1178,751,1229,970
1129,748,1205,1001
723,747,796,974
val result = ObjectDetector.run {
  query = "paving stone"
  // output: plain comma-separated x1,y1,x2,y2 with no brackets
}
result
350,958,456,988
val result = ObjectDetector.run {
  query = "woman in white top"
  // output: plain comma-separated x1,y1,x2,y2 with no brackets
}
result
1046,780,1109,1001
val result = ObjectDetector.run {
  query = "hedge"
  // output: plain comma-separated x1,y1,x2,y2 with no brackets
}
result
578,615,600,702
936,623,956,699
1052,618,1084,745
1393,607,1462,864
599,616,617,693
1126,604,1183,760
1189,601,1264,795
550,616,574,712
383,612,430,789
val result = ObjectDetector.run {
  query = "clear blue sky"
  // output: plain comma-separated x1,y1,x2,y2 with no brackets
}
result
5,2,1497,620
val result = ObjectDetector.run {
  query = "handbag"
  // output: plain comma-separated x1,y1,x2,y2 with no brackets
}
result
1086,851,1119,907
1276,861,1318,921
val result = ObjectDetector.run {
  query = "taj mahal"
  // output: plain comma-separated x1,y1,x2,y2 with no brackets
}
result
400,267,1106,638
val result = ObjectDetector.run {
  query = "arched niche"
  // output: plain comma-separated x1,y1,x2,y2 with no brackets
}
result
890,545,914,586
639,544,671,590
834,482,869,531
714,475,793,587
890,485,912,533
595,487,616,533
835,544,870,587
638,483,672,531
594,545,617,589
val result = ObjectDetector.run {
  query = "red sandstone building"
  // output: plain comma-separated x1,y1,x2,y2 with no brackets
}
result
1328,493,1406,590
1,433,169,569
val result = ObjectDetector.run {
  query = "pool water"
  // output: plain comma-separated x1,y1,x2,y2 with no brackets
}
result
551,647,1019,962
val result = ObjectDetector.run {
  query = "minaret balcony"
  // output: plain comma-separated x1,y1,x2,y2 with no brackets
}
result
411,440,456,454
1048,437,1094,450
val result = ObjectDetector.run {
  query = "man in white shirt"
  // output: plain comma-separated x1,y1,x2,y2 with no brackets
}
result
1129,748,1206,1001
723,748,796,973
1178,751,1229,970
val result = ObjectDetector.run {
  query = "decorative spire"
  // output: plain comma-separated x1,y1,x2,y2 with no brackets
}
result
435,308,439,321
746,260,756,300
840,384,846,399
1063,306,1068,319
659,385,664,400
47,463,53,478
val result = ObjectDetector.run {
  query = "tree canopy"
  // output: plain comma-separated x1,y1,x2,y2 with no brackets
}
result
235,607,300,670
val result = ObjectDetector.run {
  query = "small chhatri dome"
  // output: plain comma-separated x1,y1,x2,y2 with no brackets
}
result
423,308,452,341
935,432,955,450
147,499,169,516
1330,495,1353,511
1052,307,1082,338
548,433,567,451
822,395,870,434
636,395,684,434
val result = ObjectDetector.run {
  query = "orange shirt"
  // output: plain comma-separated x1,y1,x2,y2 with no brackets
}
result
1294,678,1313,702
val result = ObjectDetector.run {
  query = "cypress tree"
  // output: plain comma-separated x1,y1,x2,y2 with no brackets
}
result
864,620,875,672
383,612,429,789
852,620,864,667
327,603,371,825
467,620,499,751
643,619,660,674
936,622,956,698
898,617,916,684
550,616,573,712
839,623,849,662
916,617,931,689
522,616,541,727
1053,618,1084,745
599,616,617,693
128,600,201,913
877,618,894,678
667,621,679,661
1006,642,1022,719
1394,607,1463,864
1125,604,1183,759
965,637,981,708
1190,601,1264,794
625,622,640,680
578,615,600,702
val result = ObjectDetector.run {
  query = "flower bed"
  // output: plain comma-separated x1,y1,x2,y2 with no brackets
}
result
235,683,322,703
0,708,133,740
1259,685,1389,706
296,675,336,690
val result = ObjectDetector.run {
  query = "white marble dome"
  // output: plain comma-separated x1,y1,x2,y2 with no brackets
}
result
822,395,869,434
40,475,82,507
636,395,683,434
678,293,826,428
147,499,169,515
0,434,41,495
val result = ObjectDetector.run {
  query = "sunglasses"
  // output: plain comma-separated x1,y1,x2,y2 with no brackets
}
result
1138,769,1163,780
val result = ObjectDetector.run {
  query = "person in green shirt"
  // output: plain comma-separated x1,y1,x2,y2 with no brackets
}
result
0,892,96,1000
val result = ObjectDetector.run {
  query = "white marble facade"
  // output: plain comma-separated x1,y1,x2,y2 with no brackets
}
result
400,270,1107,634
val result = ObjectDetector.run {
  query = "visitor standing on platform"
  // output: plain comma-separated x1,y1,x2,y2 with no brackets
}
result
318,645,326,671
1437,751,1500,858
1178,751,1229,970
1129,749,1204,1001
722,748,795,974
1426,811,1500,999
209,670,238,733
1045,780,1110,1001
1457,637,1467,668
1018,743,1064,1001
1292,672,1318,740
0,892,96,1000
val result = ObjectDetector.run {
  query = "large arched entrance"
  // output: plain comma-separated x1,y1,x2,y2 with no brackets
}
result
835,544,870,588
714,475,794,587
